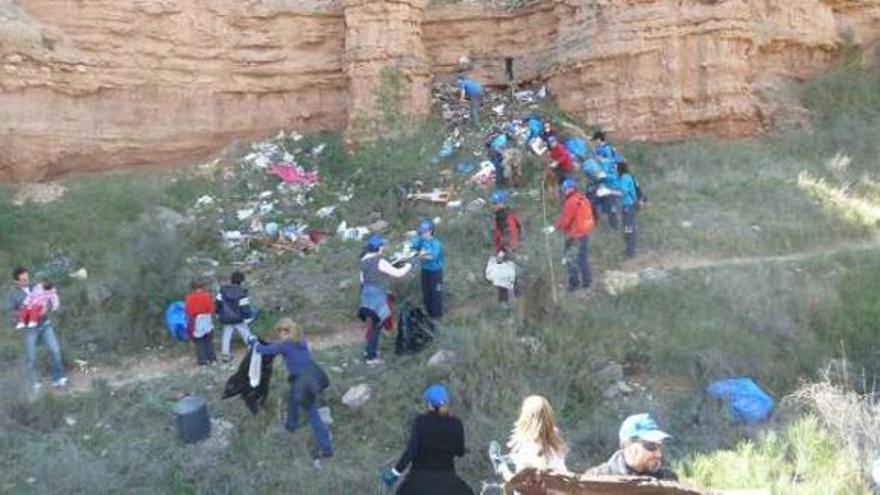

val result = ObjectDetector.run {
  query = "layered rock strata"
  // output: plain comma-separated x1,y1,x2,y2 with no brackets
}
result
2,0,879,180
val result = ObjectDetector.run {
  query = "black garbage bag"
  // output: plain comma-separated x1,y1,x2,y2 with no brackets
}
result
222,343,276,414
395,302,437,355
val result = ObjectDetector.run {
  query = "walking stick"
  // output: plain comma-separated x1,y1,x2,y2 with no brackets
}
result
540,175,559,304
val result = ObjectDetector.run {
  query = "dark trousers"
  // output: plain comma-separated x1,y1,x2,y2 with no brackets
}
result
585,185,601,224
421,269,444,319
622,205,637,258
361,309,381,360
286,387,333,457
193,332,216,365
599,195,619,230
564,235,592,291
468,94,482,126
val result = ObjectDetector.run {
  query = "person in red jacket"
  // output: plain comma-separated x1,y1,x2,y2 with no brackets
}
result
547,135,575,189
185,277,216,365
491,190,521,253
546,179,594,296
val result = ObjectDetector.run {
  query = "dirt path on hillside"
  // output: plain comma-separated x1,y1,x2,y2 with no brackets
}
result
60,238,879,395
623,237,880,273
64,325,363,394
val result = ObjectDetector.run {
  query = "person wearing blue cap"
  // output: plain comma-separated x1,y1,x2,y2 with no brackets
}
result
585,413,677,480
381,384,473,494
457,75,484,126
411,220,445,320
359,234,412,366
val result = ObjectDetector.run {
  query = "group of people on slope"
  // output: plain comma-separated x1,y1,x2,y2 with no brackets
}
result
382,386,677,494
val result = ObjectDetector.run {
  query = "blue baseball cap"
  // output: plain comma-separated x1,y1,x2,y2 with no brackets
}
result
618,413,671,445
492,190,507,204
366,234,386,251
561,178,576,191
423,384,449,408
417,219,434,235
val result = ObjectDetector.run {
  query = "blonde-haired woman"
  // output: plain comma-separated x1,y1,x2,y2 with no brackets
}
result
251,318,333,461
496,395,568,481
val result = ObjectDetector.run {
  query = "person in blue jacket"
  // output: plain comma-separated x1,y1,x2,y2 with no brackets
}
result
411,220,444,319
592,131,616,159
457,75,484,126
597,157,621,230
249,318,333,461
581,158,604,225
617,160,638,258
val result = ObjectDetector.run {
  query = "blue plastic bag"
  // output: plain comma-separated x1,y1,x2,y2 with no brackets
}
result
564,138,589,160
525,117,543,140
490,133,508,150
165,300,188,341
706,378,773,424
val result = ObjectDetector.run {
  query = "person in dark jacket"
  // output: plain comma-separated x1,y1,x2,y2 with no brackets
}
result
584,413,678,481
382,384,474,495
250,318,333,460
216,271,255,363
359,234,412,366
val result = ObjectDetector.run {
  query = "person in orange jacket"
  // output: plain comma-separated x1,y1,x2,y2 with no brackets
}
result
545,179,594,296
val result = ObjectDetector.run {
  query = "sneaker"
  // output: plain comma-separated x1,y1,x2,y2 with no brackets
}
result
15,322,25,329
220,354,231,364
52,377,68,388
27,321,37,328
365,358,383,367
578,287,593,300
32,382,43,393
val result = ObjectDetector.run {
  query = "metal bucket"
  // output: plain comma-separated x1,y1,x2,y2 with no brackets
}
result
174,395,211,444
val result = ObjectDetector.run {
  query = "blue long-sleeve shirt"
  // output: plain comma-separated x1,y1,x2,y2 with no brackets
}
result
457,78,483,98
619,173,638,207
601,158,620,190
254,339,312,376
411,237,444,272
594,142,614,159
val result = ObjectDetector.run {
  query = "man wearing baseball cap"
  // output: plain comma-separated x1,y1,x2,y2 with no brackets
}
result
585,413,678,480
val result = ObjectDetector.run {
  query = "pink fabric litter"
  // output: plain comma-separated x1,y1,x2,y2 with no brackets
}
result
270,162,320,185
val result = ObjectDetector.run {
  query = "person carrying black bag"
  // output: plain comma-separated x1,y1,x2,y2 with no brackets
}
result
249,318,333,462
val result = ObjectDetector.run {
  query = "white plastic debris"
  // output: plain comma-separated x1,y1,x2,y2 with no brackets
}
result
447,200,462,209
336,221,369,241
194,195,215,208
312,143,326,156
258,190,273,199
222,230,244,241
236,208,255,221
316,205,337,218
69,268,88,280
492,104,505,116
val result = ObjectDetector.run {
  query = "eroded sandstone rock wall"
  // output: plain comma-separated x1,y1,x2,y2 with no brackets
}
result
2,0,879,180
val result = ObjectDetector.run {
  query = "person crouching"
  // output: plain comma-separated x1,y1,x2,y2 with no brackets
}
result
382,384,474,495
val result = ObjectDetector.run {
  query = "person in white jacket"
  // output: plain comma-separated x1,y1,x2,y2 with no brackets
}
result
485,249,517,314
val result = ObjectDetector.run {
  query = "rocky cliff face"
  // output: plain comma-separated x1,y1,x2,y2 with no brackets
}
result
2,0,879,180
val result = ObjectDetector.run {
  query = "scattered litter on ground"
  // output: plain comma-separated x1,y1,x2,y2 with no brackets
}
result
68,268,88,280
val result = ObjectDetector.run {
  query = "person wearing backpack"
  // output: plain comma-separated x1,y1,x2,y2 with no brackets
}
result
249,319,333,464
185,277,216,365
216,271,255,363
544,179,595,297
